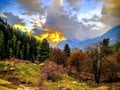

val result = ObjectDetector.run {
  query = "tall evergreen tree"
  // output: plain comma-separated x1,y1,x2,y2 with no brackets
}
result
64,44,71,57
37,43,41,61
11,35,17,57
26,42,30,59
16,40,21,58
37,38,50,62
9,48,13,58
20,50,23,59
0,31,5,59
0,18,41,62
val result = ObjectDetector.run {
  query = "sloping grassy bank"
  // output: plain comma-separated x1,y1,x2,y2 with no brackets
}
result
0,58,120,90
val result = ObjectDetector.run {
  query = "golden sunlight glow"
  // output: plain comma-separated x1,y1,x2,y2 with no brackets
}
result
13,23,31,32
28,30,34,37
13,24,27,32
13,23,66,46
34,30,67,46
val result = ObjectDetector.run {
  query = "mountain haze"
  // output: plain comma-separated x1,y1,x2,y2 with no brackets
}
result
57,25,120,49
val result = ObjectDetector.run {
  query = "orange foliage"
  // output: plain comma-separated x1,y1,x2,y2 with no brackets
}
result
41,61,64,82
66,51,92,80
101,55,120,82
66,51,90,72
114,51,120,64
50,48,67,65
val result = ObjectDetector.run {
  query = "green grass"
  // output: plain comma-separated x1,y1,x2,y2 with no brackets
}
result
43,74,94,90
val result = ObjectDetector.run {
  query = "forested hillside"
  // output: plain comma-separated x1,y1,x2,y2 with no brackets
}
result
0,18,50,62
0,18,120,90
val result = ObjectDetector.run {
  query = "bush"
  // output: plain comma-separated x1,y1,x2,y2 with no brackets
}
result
50,48,67,66
101,55,120,82
66,51,92,80
40,61,64,82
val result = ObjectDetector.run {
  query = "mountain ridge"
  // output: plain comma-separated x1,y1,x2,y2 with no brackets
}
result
57,24,120,50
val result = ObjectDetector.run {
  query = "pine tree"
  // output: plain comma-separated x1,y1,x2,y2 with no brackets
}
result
36,43,41,61
0,19,41,61
100,38,110,56
26,42,30,59
11,35,17,57
64,44,71,57
0,31,5,59
9,48,13,58
16,40,21,58
37,39,50,62
20,50,23,59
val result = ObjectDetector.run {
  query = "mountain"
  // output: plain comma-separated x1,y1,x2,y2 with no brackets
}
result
57,25,120,50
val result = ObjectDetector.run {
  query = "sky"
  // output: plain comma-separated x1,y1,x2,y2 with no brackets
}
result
0,0,120,45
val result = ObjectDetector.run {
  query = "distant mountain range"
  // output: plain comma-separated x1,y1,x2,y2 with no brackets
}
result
57,25,120,50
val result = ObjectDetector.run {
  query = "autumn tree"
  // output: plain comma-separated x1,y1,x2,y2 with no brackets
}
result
66,50,90,78
114,51,120,64
64,44,71,57
85,38,111,84
50,48,67,65
102,55,119,82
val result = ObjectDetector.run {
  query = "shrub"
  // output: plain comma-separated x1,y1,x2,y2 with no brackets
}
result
101,55,120,82
66,51,92,80
40,61,64,82
50,48,67,66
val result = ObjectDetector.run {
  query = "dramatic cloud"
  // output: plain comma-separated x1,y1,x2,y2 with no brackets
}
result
4,12,24,26
1,0,119,41
45,0,80,39
76,15,110,39
102,0,120,26
45,0,109,40
66,0,82,10
16,0,44,14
